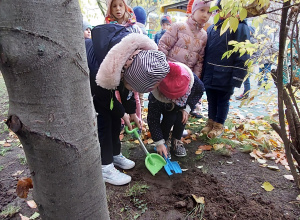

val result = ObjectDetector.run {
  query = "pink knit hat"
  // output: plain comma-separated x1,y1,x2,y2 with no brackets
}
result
158,62,190,99
192,0,211,14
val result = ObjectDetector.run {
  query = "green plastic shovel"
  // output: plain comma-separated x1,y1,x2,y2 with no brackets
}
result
125,124,166,176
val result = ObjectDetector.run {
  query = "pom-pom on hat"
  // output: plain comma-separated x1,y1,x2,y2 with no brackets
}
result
186,0,194,14
133,6,147,25
192,0,211,14
158,62,190,99
160,15,172,25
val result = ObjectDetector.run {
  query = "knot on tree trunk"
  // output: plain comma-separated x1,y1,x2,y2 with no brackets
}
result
6,115,22,133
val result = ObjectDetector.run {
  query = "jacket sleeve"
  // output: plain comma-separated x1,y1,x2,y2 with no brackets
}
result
193,33,207,77
118,82,136,115
232,23,250,88
158,24,179,56
147,93,165,143
186,75,204,111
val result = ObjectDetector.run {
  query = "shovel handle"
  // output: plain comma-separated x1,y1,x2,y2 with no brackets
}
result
124,122,139,137
125,122,149,155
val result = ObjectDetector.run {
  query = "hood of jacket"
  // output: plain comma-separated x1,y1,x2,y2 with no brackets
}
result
96,33,158,90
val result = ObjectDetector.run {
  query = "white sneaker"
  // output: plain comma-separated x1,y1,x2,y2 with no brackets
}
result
113,153,135,170
102,163,131,185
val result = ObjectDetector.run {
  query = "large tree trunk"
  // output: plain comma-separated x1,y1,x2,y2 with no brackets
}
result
0,0,109,219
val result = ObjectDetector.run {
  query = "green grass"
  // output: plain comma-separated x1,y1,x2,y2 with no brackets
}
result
18,154,27,165
0,146,11,156
125,182,149,197
0,205,21,218
0,165,4,171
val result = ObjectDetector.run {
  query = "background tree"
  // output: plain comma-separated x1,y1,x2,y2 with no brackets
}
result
217,0,300,187
0,0,109,218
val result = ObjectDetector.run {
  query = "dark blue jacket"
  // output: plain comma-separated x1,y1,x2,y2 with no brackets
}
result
154,29,166,45
202,20,250,92
85,24,136,118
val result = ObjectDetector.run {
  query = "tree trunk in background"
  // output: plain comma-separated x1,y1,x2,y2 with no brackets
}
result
0,0,109,219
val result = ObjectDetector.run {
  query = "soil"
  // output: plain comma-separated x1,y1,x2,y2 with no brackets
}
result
1,73,300,219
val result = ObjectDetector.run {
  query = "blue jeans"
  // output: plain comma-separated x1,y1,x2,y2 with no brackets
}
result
243,76,250,95
258,63,271,85
206,88,234,124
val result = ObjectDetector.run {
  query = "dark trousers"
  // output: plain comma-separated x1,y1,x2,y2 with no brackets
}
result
97,110,121,165
206,88,233,124
161,109,186,141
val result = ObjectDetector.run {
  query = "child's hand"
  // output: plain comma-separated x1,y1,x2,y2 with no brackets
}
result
130,113,142,130
156,144,168,158
180,110,189,124
122,113,132,130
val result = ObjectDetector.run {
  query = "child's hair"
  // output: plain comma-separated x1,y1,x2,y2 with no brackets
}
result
105,0,136,25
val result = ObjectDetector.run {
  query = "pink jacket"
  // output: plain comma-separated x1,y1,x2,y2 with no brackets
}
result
158,16,207,77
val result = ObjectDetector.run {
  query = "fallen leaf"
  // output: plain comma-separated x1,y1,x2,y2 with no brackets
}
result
0,140,5,145
267,165,280,171
6,139,13,143
12,170,24,176
195,149,203,155
197,166,203,169
119,134,124,141
192,194,205,204
26,200,37,209
181,169,188,172
283,175,294,181
262,181,274,191
147,139,154,144
182,139,191,144
198,145,212,151
29,212,40,219
134,140,139,144
257,158,267,164
16,177,33,198
19,214,30,220
213,144,224,151
3,142,11,147
296,195,300,201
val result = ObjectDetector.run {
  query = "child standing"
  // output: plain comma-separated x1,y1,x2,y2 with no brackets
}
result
86,28,169,185
105,0,143,121
201,0,250,139
148,62,204,158
158,0,211,78
154,15,172,45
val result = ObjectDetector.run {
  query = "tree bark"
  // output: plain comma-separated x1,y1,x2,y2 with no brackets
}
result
0,0,109,219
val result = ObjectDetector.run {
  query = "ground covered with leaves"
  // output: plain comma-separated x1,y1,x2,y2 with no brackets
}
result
0,74,300,219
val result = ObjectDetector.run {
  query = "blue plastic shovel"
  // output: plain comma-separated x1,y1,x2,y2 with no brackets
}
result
155,145,182,176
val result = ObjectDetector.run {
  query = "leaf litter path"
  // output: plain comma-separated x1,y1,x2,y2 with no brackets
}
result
1,73,300,219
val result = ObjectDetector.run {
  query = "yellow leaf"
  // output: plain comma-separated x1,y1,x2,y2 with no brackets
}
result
229,17,239,32
134,140,139,144
213,13,220,24
262,182,274,191
239,8,247,21
147,138,154,144
195,149,203,155
192,194,205,204
220,18,230,36
213,144,224,151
